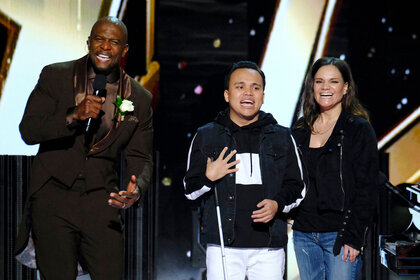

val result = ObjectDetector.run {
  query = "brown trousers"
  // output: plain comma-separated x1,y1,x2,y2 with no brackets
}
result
31,178,124,280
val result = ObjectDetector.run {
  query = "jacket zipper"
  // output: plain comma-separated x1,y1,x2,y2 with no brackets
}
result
226,128,237,244
361,226,369,255
339,134,345,211
259,132,273,247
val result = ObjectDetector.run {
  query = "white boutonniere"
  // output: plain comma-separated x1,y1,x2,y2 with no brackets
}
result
113,95,134,121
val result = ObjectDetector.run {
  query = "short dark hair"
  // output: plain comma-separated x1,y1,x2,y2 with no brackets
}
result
224,61,266,90
91,16,128,44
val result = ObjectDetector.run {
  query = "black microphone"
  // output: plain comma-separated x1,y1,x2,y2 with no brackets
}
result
85,74,107,133
378,171,419,211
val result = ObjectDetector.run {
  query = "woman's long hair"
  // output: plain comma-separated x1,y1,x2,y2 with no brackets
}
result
301,57,369,130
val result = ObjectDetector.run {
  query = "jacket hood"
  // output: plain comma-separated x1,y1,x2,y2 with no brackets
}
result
214,108,277,129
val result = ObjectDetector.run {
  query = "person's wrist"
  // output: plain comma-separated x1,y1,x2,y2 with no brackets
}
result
72,107,79,120
134,186,141,201
202,174,216,188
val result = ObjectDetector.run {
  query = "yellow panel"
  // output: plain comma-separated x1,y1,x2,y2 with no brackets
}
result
137,60,159,94
386,121,420,185
261,0,329,126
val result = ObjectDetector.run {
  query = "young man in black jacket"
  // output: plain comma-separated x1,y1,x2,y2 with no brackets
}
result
184,61,306,280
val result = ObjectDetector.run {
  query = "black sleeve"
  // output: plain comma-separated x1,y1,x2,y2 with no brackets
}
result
273,134,306,213
183,132,215,200
343,121,379,250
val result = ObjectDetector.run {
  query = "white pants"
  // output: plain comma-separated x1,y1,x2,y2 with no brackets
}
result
206,244,285,280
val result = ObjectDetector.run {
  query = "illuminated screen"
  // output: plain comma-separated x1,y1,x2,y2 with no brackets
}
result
260,0,337,277
261,0,335,127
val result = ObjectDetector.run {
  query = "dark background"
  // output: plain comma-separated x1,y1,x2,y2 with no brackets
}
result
123,0,419,279
1,0,418,279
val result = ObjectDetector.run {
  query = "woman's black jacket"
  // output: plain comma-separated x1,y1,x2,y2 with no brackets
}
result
291,111,379,255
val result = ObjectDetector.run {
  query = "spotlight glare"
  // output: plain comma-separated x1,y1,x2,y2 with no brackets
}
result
401,98,408,105
177,61,187,70
194,85,203,95
161,177,172,187
213,38,221,48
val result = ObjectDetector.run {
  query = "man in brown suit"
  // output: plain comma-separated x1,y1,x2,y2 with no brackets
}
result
15,16,153,279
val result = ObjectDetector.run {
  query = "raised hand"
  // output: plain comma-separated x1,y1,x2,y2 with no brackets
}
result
205,147,240,181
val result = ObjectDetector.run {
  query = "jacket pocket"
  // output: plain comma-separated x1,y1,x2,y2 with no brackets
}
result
202,145,229,161
265,145,287,169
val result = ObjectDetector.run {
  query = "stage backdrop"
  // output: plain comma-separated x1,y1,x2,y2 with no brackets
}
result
0,0,105,155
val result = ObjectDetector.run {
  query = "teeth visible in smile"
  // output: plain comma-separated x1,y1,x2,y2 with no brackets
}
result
97,54,110,60
320,93,332,97
241,100,254,104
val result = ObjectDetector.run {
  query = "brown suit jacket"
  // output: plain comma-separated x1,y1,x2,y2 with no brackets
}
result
15,55,153,258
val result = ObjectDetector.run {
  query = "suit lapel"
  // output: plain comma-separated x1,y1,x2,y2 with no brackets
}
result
87,70,134,156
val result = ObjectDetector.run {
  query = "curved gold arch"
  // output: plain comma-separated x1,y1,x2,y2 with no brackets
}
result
0,10,21,100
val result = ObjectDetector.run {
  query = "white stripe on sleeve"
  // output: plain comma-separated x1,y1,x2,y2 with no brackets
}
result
183,133,212,200
282,134,307,213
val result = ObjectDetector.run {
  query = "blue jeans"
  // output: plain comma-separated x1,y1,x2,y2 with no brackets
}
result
293,230,362,280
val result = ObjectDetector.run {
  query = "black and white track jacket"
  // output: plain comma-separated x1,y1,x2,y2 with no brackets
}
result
184,109,306,248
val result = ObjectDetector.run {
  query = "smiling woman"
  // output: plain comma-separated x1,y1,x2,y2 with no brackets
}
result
313,65,348,114
291,57,379,280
